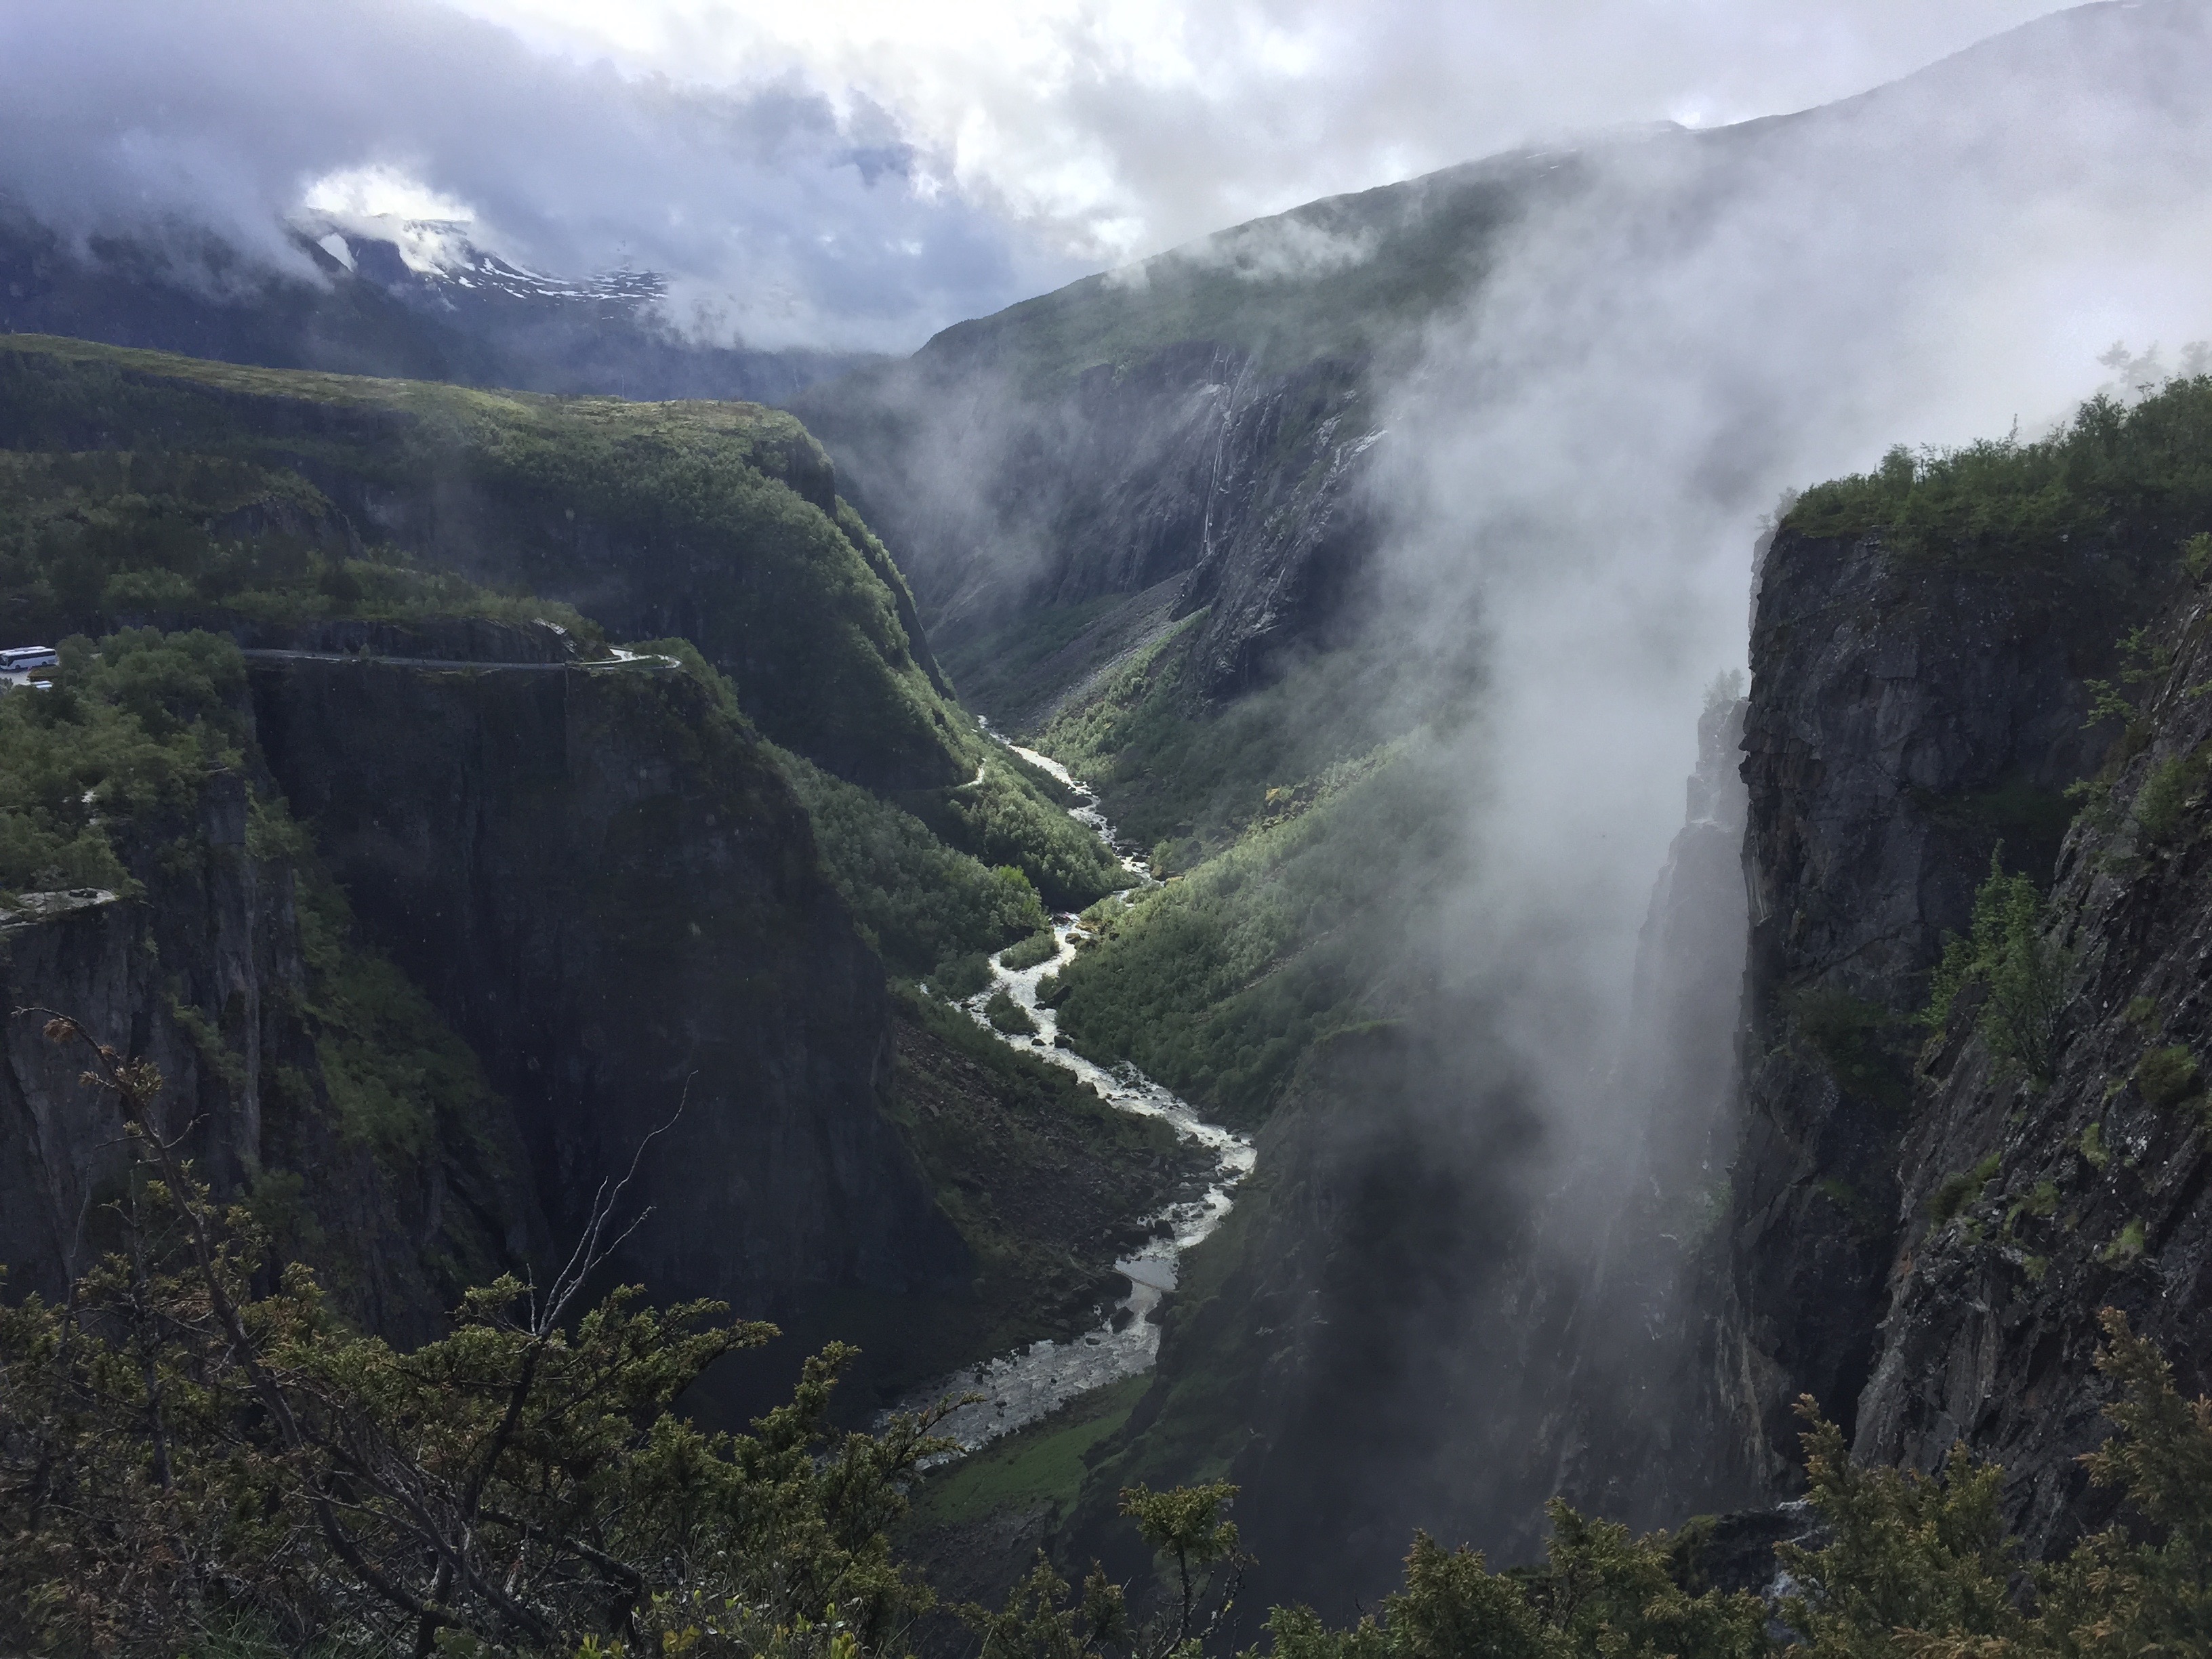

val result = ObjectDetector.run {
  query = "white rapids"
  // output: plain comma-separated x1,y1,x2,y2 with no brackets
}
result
879,727,1256,1454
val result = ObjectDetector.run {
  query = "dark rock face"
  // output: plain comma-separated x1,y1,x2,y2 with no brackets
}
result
1706,523,2168,1520
798,345,1382,701
1849,573,2212,1555
246,656,968,1311
0,778,539,1346
1,652,962,1363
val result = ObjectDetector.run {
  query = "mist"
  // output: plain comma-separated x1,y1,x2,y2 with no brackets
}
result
0,0,1077,350
1067,0,2212,1590
1382,0,2212,1155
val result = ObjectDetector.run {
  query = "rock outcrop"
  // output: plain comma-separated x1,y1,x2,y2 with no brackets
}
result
1700,515,2184,1532
1848,567,2212,1554
247,654,968,1313
1,648,966,1366
0,775,541,1347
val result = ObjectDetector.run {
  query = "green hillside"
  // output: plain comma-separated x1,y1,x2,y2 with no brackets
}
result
0,334,957,787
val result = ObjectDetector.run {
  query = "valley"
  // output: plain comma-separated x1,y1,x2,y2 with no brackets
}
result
8,4,2212,1654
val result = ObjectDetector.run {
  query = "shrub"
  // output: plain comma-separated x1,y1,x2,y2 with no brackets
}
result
2137,1044,2202,1109
1923,851,2070,1080
2135,746,2209,844
1787,377,2212,570
930,951,995,999
0,1022,950,1659
1000,927,1063,971
985,989,1040,1036
1927,1153,2003,1227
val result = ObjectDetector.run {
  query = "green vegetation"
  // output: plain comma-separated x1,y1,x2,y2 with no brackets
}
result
2138,1044,2203,1110
1788,376,2212,569
0,335,966,789
0,447,602,646
930,951,996,998
1927,1154,2003,1227
2134,743,2210,844
775,743,1048,977
2081,1121,2113,1171
1265,1504,1769,1659
0,628,248,896
0,1025,945,1659
2102,1217,2150,1264
0,341,1117,1002
1000,927,1063,971
884,985,1204,1366
1050,745,1452,1124
1924,851,2071,1082
9,1021,2212,1657
1034,619,1453,862
904,1376,1148,1532
970,1481,1248,1659
903,745,1129,912
985,989,1042,1036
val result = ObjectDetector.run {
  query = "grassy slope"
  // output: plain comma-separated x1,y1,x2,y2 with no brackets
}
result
0,333,960,787
1010,608,1465,1125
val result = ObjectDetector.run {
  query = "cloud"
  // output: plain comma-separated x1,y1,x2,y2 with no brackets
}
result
0,0,1084,350
1,1,2089,350
449,0,2078,270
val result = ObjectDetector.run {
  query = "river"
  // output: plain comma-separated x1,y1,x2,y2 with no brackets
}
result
878,730,1256,1454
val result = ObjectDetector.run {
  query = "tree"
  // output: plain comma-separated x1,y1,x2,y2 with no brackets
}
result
0,1012,952,1658
1925,851,2069,1082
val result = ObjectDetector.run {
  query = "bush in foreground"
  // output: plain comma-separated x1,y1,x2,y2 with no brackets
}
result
5,1019,2212,1658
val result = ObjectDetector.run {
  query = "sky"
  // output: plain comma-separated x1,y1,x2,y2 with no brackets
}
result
0,0,2081,349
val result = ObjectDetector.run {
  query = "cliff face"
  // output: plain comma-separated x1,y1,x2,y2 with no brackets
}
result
0,775,541,1347
0,647,965,1368
246,655,968,1313
1706,517,2177,1520
1849,568,2212,1553
799,344,1384,705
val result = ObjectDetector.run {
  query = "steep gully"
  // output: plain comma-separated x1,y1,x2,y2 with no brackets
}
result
882,726,1256,1452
